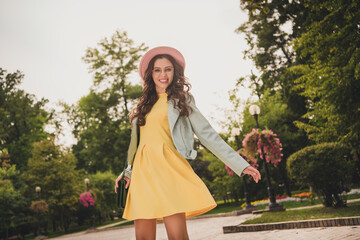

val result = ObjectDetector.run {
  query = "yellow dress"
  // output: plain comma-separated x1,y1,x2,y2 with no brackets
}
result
122,93,217,220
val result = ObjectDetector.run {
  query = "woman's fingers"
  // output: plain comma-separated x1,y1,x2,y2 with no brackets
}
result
243,166,261,183
114,176,121,193
124,177,130,189
114,176,131,192
114,180,118,193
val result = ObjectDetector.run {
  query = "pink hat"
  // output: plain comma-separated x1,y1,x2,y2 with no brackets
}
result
139,46,185,80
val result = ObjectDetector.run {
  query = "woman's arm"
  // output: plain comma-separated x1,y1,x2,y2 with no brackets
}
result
187,94,260,181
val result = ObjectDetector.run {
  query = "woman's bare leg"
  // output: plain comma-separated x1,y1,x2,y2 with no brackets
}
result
134,218,156,240
163,212,189,240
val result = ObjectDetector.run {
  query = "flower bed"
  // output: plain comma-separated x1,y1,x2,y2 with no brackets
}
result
240,192,313,208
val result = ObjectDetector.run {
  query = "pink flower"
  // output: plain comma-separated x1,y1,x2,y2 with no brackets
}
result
242,129,283,166
79,191,95,208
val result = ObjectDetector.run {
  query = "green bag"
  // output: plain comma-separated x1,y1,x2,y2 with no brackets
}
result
117,169,128,209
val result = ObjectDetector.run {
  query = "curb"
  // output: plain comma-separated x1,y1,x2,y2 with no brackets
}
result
223,216,360,233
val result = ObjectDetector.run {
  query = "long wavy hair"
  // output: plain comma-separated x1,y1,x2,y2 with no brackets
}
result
130,54,192,126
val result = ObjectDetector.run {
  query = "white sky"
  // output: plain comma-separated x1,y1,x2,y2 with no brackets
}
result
0,0,256,147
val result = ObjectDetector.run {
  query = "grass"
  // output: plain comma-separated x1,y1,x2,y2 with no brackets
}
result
242,201,360,225
110,220,135,228
204,201,244,215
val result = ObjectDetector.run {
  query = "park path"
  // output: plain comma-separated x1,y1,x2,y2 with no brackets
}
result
53,196,360,239
53,213,360,240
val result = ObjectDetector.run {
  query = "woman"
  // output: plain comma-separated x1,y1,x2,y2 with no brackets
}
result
115,46,261,240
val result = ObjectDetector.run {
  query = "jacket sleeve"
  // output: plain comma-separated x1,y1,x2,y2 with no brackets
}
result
187,94,250,177
120,118,138,180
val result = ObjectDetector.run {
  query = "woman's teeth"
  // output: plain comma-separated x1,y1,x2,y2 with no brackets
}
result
159,79,168,83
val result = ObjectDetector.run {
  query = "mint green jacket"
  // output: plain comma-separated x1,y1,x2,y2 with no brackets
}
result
122,94,250,179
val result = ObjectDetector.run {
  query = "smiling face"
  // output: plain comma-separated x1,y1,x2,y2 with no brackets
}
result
152,57,174,94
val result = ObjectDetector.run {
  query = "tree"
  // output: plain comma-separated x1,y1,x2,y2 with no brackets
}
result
22,138,82,233
63,30,147,174
237,0,360,185
234,1,314,194
287,142,353,207
290,1,360,152
82,30,147,119
0,68,50,172
236,0,309,98
0,149,30,239
88,171,117,223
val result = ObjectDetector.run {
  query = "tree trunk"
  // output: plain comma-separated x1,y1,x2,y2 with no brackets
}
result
60,212,65,233
52,218,56,232
322,189,333,207
280,161,292,197
333,192,346,208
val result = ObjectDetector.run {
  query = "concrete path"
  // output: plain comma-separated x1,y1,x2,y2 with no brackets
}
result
53,197,360,239
53,213,360,240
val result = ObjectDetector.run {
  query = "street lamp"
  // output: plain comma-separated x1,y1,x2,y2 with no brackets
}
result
249,105,260,128
249,105,284,211
84,178,94,230
35,186,42,236
84,178,90,191
35,186,41,200
231,128,256,212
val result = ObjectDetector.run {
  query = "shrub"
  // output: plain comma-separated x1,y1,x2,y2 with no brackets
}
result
287,142,353,207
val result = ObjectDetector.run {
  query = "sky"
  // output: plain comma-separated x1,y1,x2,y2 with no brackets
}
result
0,0,256,147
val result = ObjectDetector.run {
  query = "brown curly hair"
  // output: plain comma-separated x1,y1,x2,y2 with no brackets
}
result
130,54,192,126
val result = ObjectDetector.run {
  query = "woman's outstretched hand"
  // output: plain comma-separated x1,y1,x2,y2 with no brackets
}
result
242,166,261,183
114,176,131,193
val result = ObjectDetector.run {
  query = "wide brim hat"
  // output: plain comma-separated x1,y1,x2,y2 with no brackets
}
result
139,46,185,80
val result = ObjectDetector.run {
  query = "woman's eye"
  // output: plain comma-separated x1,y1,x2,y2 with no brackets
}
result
165,68,172,72
154,69,161,73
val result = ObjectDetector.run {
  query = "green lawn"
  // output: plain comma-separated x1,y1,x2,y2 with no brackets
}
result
242,201,360,225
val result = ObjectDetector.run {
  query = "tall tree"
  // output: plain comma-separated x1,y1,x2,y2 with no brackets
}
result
0,68,50,172
290,0,360,181
236,0,309,152
82,30,147,119
0,149,29,239
237,0,360,185
63,30,147,174
22,138,82,233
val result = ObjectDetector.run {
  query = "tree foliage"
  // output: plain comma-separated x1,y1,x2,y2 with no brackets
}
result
22,138,82,232
287,142,353,207
237,0,360,191
87,171,117,222
63,30,146,174
0,149,29,239
0,68,50,172
82,30,147,118
290,1,360,150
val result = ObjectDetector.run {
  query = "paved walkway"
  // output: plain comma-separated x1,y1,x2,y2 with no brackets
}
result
53,197,360,239
53,213,360,240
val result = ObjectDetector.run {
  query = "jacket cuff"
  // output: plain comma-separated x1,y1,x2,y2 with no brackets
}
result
124,165,132,179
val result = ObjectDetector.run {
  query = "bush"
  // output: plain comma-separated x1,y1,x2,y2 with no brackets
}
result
287,142,353,207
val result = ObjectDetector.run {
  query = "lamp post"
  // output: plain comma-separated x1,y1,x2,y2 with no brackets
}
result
84,178,89,191
35,186,42,237
84,178,94,230
249,105,284,211
231,128,256,211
